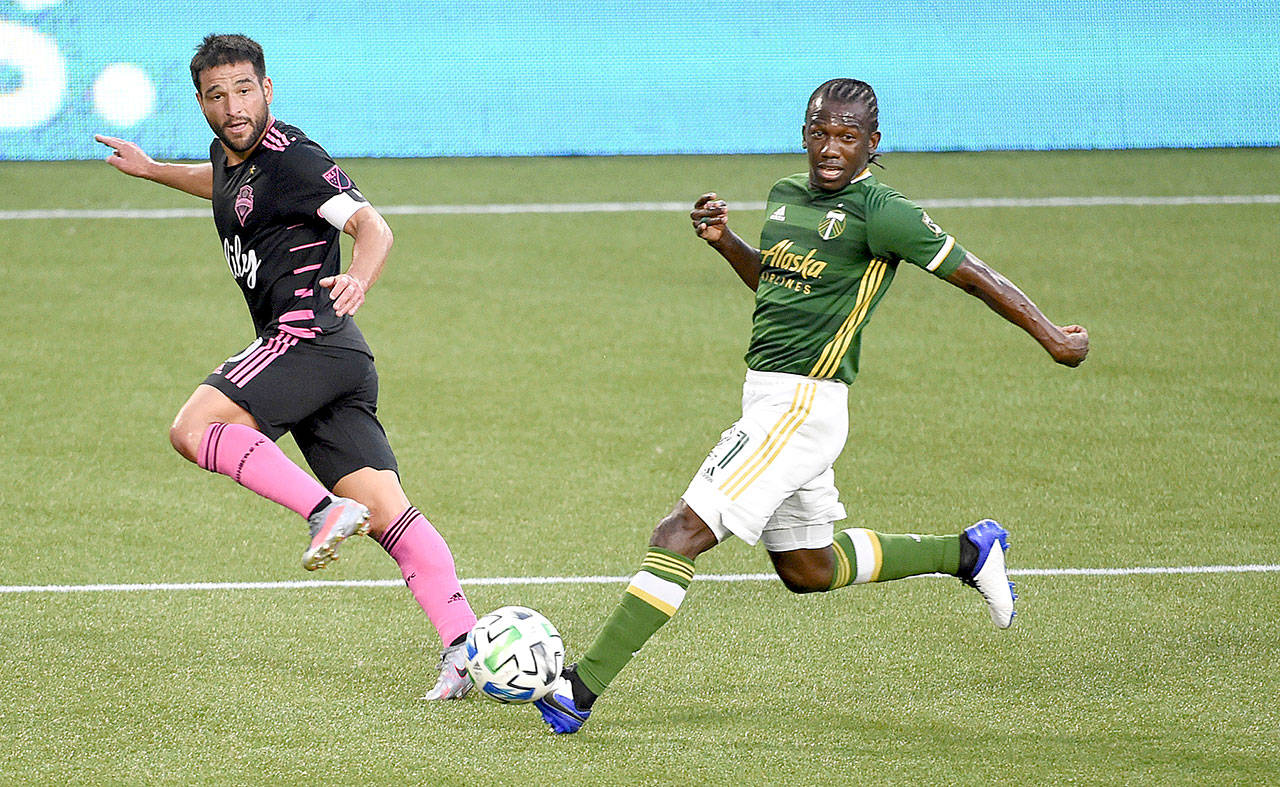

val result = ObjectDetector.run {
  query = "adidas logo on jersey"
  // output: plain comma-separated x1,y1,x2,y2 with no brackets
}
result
768,205,786,222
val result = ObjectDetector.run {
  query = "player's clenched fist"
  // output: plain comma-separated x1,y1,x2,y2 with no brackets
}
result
691,192,729,243
1051,324,1090,367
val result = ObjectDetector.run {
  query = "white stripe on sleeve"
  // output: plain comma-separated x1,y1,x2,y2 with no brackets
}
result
925,235,956,272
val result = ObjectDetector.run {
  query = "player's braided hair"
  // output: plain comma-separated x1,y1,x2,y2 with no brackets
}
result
190,34,266,90
808,78,883,167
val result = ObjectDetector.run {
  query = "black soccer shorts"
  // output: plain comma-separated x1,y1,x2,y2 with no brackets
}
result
203,330,398,489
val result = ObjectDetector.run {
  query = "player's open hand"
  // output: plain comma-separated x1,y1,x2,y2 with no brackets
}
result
1051,324,1089,367
320,273,367,317
691,192,729,243
94,134,155,179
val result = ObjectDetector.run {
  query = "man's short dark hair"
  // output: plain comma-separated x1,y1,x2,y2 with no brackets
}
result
190,34,265,90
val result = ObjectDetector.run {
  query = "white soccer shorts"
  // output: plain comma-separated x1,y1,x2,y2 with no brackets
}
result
682,370,849,551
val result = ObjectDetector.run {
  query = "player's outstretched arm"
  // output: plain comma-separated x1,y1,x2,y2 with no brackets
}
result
945,251,1089,367
319,205,394,317
94,135,213,200
691,192,763,291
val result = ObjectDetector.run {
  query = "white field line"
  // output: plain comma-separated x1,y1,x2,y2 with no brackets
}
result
2,564,1277,594
2,194,1279,221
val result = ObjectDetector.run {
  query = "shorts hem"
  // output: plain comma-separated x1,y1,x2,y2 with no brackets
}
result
199,377,287,441
760,523,838,552
682,485,762,546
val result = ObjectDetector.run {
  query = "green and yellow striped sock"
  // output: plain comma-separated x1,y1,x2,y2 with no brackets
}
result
576,547,695,697
829,528,960,590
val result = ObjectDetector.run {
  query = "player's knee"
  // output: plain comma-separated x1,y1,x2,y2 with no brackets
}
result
650,507,716,560
331,468,410,537
361,495,402,534
775,565,827,594
168,418,200,463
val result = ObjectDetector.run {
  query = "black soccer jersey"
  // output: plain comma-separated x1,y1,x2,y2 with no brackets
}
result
210,119,369,348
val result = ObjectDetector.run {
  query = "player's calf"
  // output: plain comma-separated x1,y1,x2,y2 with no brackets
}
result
769,546,836,593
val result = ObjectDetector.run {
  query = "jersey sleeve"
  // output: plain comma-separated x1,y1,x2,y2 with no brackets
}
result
866,192,966,278
277,141,370,231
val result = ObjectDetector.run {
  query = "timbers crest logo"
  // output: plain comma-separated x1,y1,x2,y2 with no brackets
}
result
235,185,254,226
818,209,846,240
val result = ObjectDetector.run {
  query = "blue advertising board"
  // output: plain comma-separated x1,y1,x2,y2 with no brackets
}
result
2,1,1277,160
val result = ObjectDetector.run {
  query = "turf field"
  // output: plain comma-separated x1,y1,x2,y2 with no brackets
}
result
2,148,1278,785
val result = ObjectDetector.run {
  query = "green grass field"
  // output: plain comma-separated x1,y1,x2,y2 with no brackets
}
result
2,149,1278,785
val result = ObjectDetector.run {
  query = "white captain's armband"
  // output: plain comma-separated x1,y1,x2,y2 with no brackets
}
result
317,190,369,231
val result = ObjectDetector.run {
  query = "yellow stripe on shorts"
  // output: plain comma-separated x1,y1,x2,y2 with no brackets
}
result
720,382,816,501
717,382,805,495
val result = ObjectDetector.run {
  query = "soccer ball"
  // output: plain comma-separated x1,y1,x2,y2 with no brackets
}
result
464,606,564,703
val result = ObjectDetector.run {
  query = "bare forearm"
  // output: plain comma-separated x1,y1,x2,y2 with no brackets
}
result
708,228,763,290
143,161,214,200
946,252,1088,365
963,262,1057,342
347,223,393,288
95,135,213,199
320,206,394,317
345,207,394,288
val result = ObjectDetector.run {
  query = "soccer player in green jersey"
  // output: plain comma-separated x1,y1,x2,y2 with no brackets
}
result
535,78,1090,733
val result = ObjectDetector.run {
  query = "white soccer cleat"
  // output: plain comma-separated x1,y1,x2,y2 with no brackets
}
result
961,519,1017,629
423,642,473,700
302,497,370,571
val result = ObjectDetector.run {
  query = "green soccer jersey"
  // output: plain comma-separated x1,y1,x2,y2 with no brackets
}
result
746,170,967,384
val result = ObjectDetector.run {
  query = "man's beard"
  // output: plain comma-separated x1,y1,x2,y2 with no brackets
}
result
216,112,269,153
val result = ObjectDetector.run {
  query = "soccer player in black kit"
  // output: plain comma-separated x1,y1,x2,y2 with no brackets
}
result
95,34,476,700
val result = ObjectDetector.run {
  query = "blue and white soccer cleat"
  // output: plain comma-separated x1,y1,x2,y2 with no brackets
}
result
534,665,592,734
302,497,371,571
961,519,1017,629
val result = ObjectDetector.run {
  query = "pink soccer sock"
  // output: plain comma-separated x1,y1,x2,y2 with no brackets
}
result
197,422,330,518
377,506,477,646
